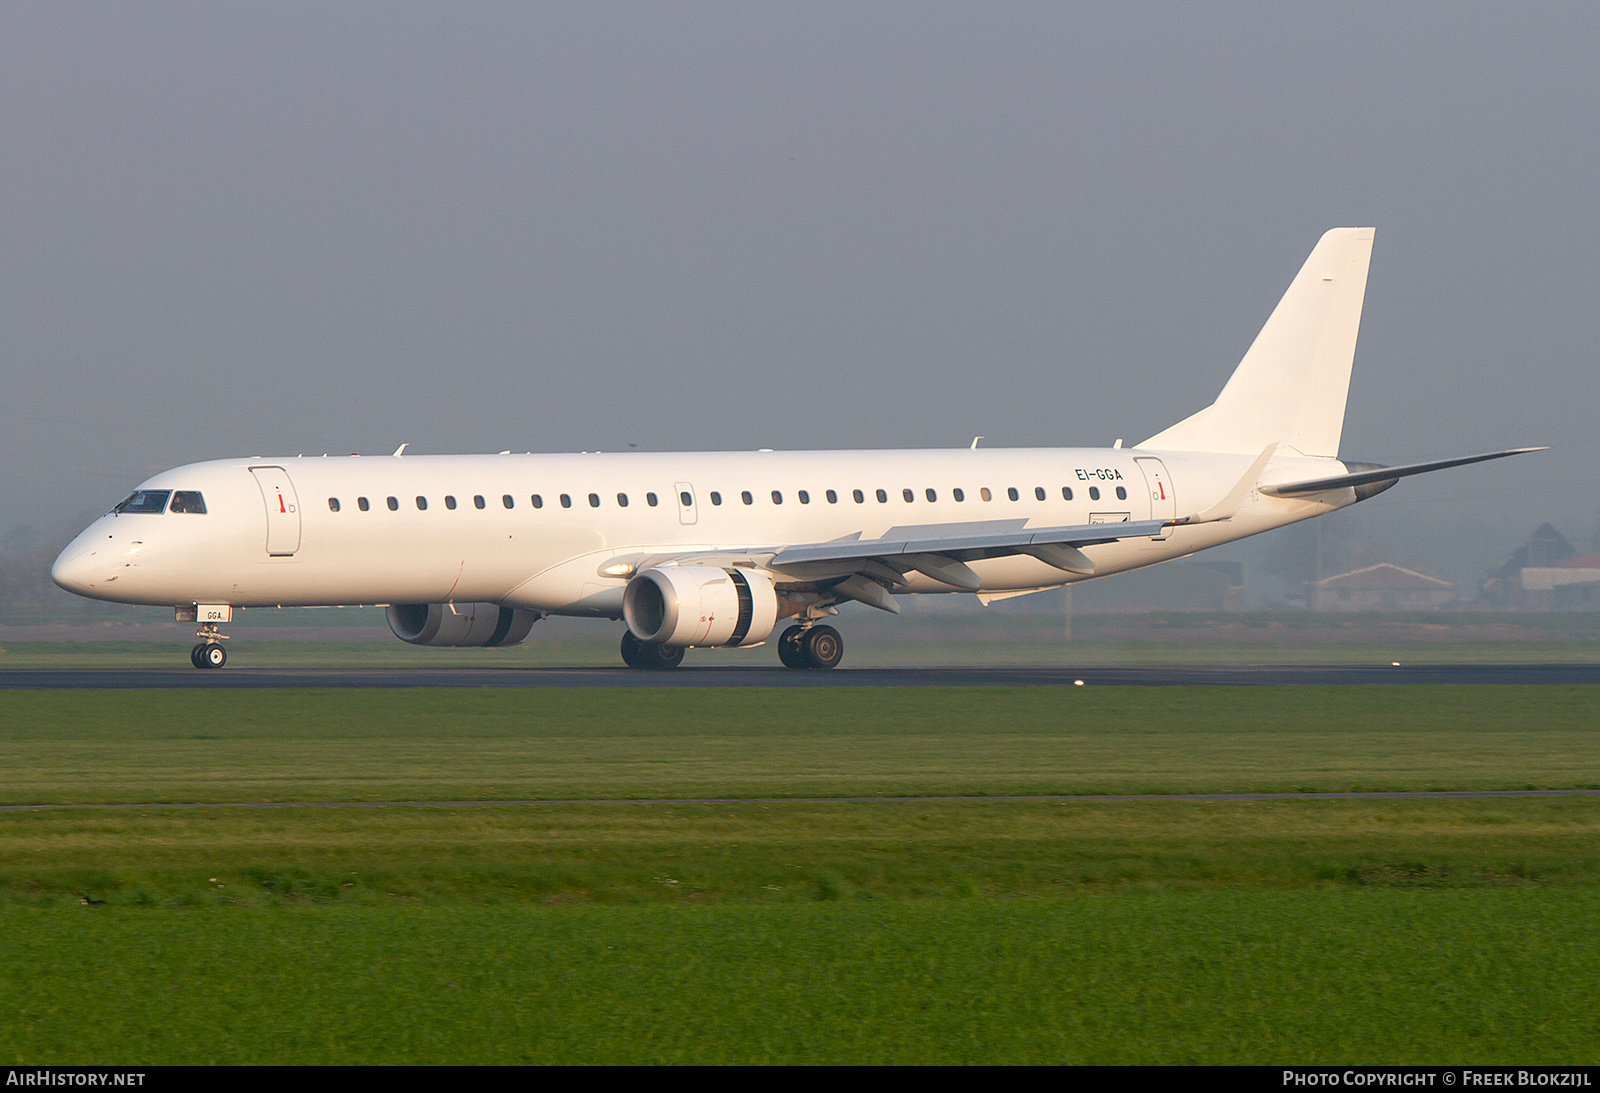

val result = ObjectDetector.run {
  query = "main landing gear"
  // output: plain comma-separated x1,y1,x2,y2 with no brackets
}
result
616,625,844,670
620,630,686,671
777,624,843,671
190,623,227,669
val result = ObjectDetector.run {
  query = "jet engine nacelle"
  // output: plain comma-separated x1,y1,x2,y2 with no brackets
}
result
623,566,779,648
385,603,540,647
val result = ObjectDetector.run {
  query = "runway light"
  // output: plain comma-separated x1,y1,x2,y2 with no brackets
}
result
1074,679,1085,686
1392,662,1401,667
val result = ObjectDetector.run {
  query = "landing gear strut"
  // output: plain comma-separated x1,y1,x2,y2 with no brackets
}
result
190,623,227,669
620,630,686,670
778,623,843,671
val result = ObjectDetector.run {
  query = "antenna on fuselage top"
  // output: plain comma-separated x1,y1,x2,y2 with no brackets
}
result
393,443,408,457
970,436,983,449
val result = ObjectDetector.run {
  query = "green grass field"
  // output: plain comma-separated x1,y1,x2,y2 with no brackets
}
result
2,686,1596,803
2,685,1598,1063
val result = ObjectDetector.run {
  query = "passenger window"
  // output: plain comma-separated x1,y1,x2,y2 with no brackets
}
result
902,488,914,503
1007,487,1019,501
798,490,810,504
170,491,207,514
1089,487,1100,501
617,493,628,507
532,495,543,509
980,488,992,502
1116,486,1127,501
646,493,658,507
826,490,838,504
445,496,457,510
853,490,864,504
1062,487,1073,501
710,492,722,506
588,493,600,508
1035,487,1046,501
561,494,572,508
926,488,937,502
358,497,370,511
953,488,964,502
876,489,888,503
498,495,510,509
327,497,340,513
416,496,428,510
474,496,486,509
742,491,753,505
387,497,399,511
772,491,783,505
678,491,691,507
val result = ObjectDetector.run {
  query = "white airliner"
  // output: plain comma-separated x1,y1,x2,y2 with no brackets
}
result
51,228,1536,669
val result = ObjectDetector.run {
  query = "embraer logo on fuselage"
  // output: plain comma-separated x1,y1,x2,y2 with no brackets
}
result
1075,468,1125,481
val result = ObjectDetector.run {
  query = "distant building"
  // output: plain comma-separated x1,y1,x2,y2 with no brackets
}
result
1313,563,1455,612
1479,523,1578,608
1520,553,1600,609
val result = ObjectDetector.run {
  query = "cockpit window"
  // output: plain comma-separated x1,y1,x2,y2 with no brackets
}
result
113,490,171,514
169,491,207,514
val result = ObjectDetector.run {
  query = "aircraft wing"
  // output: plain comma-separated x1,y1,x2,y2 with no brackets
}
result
756,517,1170,610
771,517,1167,571
662,447,1278,612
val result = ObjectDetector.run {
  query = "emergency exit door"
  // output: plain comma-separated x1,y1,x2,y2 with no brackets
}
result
250,466,302,556
674,482,698,525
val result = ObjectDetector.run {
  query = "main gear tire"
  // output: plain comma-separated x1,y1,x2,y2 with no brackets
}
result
620,631,646,669
802,625,843,670
777,626,807,669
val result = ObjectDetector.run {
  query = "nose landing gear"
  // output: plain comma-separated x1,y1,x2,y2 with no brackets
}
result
190,623,228,669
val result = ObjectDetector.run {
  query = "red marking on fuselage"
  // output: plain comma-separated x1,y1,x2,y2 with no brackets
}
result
278,494,287,513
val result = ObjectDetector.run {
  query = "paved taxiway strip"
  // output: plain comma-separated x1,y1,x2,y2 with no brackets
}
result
3,789,1599,812
3,663,1600,688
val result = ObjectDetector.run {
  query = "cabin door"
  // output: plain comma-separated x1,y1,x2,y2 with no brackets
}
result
1135,457,1175,540
249,466,302,556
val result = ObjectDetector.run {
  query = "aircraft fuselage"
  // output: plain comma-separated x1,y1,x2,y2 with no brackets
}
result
50,446,1350,615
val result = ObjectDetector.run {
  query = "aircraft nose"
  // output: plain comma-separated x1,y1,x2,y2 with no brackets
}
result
51,546,101,595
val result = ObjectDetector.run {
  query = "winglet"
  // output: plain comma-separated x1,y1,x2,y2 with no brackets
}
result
1173,444,1278,526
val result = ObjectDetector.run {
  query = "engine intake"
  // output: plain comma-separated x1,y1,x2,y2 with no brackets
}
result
386,603,539,647
623,566,779,648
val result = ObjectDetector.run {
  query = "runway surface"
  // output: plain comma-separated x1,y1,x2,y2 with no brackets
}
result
4,663,1600,689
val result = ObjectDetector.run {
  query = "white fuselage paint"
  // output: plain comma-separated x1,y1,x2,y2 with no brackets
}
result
50,446,1353,615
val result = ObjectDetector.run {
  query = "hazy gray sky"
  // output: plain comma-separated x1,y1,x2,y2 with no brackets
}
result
3,3,1596,581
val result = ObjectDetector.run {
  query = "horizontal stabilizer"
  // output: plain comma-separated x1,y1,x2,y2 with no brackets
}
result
1260,448,1545,497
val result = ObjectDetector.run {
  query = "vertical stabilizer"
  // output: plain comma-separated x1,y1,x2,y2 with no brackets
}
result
1139,227,1375,456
